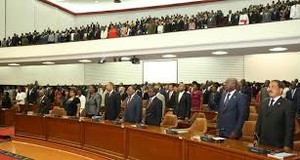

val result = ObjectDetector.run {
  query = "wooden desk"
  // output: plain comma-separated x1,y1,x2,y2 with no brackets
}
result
14,114,300,160
45,116,82,148
15,114,45,140
0,108,14,127
81,119,126,160
126,125,183,160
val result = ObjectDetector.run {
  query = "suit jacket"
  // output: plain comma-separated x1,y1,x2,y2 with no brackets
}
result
27,88,38,104
256,97,295,148
105,91,121,120
85,93,101,116
124,94,142,123
38,96,50,114
208,92,221,111
286,88,300,110
240,85,252,105
145,97,162,126
174,92,191,120
217,90,248,138
166,91,176,109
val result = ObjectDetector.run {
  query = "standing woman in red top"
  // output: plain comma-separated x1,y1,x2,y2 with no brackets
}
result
107,25,119,38
191,83,202,111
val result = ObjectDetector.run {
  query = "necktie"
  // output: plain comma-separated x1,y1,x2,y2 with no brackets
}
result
224,93,231,105
269,99,274,107
127,96,132,105
147,99,152,109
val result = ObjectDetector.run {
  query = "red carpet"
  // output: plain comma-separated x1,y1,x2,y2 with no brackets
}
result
0,127,15,136
0,154,16,160
0,127,14,143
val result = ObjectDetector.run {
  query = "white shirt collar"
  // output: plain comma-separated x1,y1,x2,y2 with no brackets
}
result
270,96,281,103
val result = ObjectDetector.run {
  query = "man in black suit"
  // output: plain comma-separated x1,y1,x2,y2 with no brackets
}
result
145,86,162,126
38,89,50,115
166,83,176,109
217,78,248,139
122,86,142,123
240,79,252,105
26,84,38,104
174,82,191,120
104,82,121,120
256,80,296,151
286,81,300,116
208,85,221,111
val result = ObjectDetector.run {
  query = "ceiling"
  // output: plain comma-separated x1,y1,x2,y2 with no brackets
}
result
3,44,299,66
43,0,216,14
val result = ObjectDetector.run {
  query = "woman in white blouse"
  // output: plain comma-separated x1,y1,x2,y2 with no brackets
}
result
16,86,27,105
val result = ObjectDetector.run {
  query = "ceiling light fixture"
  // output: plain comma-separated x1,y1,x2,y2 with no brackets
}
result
79,59,92,63
162,54,177,58
42,61,55,65
121,57,131,61
95,1,99,3
8,63,20,66
211,51,228,55
269,47,288,52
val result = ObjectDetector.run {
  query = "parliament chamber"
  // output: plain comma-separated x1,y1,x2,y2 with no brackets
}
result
0,109,292,159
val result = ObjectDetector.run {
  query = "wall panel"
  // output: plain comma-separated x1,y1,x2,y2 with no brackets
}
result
84,62,142,85
178,56,244,83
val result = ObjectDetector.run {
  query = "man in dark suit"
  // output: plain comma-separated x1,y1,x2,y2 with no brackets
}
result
240,79,252,105
208,85,221,111
26,84,38,104
256,80,296,151
104,82,121,120
286,82,300,116
38,89,50,115
217,78,248,139
122,86,142,123
145,86,162,126
166,83,176,109
174,82,191,120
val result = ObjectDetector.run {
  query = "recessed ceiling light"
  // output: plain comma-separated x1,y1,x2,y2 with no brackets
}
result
42,61,55,65
269,47,288,52
162,54,177,58
121,57,131,61
94,0,99,3
79,59,92,63
211,51,228,55
8,63,20,66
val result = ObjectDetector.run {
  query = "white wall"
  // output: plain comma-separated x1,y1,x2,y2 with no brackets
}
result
244,52,300,82
0,64,84,85
178,56,244,83
0,52,299,85
84,62,142,85
1,0,74,38
75,0,275,26
0,0,4,39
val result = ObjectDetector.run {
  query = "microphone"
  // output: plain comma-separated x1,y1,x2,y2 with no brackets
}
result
200,128,225,142
253,132,260,147
248,132,270,154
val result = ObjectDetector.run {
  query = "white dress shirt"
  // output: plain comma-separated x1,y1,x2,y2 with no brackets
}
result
282,87,290,98
290,4,300,19
239,14,249,25
16,92,26,105
269,96,281,106
78,95,86,110
224,90,236,103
